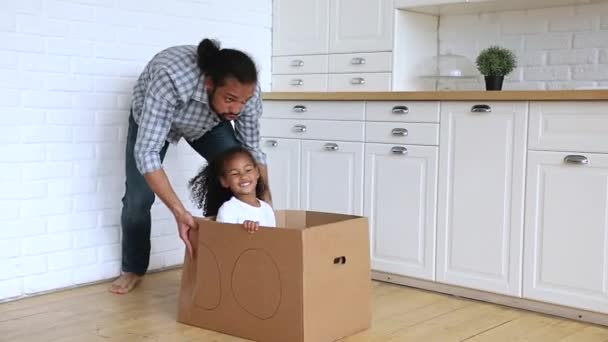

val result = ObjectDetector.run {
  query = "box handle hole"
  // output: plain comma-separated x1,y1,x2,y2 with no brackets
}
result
333,256,346,265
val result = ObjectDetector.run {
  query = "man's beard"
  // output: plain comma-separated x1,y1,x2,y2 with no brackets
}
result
207,87,237,121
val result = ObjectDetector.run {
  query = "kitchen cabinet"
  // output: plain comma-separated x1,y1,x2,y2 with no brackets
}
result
523,152,608,314
364,143,438,280
260,101,365,216
528,102,608,154
260,94,608,324
271,0,395,91
260,137,301,211
394,0,477,8
272,0,329,56
328,73,392,92
329,0,394,53
436,102,528,296
271,74,328,92
272,55,329,75
301,140,364,216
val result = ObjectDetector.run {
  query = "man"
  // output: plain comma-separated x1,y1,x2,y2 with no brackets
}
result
110,38,271,294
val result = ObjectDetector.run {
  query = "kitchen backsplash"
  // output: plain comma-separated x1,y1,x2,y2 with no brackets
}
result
438,2,608,90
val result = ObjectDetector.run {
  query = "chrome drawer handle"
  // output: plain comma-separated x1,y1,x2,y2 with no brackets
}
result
391,128,409,137
292,105,307,113
350,77,366,85
350,57,366,65
290,79,304,86
324,143,339,151
266,140,278,147
471,104,492,113
391,146,408,155
290,59,304,67
293,125,307,133
564,155,589,165
392,106,409,114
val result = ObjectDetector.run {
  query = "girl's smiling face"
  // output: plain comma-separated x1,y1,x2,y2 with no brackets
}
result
219,152,259,196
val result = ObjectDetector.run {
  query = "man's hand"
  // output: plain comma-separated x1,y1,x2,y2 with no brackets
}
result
144,168,196,258
175,210,196,258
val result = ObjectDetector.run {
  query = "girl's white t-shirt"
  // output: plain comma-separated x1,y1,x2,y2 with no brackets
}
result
216,196,276,228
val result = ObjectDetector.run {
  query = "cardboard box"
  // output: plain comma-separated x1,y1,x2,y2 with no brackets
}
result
177,210,372,342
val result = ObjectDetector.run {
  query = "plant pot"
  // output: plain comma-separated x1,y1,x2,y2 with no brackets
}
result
484,76,504,91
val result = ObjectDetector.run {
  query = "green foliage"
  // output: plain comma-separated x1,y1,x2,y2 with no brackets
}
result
476,46,517,76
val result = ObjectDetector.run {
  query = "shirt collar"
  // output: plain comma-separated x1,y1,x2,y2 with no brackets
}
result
192,76,207,104
193,75,222,124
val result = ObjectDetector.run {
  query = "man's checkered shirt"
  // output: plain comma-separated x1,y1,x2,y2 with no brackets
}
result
130,45,266,174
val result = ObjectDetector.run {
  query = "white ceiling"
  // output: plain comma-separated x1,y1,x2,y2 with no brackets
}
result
395,0,608,15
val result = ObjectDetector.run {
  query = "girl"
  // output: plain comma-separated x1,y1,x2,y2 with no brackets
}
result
188,146,275,233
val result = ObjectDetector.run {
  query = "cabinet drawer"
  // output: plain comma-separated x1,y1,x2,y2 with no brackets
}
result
261,118,365,141
272,55,328,74
328,52,392,73
263,100,364,120
272,74,327,92
529,102,608,153
366,101,440,123
366,122,439,145
328,73,391,92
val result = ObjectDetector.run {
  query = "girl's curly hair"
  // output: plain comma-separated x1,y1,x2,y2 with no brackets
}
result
188,146,267,217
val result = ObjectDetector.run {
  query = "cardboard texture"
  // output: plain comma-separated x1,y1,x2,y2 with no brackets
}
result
177,210,372,342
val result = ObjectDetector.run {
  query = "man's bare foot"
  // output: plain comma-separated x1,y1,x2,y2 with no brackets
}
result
109,272,142,294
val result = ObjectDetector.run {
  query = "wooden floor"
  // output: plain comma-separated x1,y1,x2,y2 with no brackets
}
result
1,269,607,342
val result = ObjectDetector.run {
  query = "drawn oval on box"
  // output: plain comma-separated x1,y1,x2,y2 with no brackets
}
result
193,243,221,310
231,249,282,320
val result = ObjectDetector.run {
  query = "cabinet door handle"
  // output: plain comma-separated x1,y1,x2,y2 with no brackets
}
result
290,59,304,67
471,104,492,113
391,146,408,155
350,77,366,85
391,128,409,136
292,105,307,113
324,143,339,151
266,140,278,147
564,155,589,165
392,106,409,114
290,79,304,86
293,125,307,133
350,57,366,65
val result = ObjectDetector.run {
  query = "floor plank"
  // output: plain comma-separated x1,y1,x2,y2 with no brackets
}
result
1,269,606,342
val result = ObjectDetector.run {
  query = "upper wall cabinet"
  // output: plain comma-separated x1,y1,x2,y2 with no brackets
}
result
272,0,329,56
329,0,394,53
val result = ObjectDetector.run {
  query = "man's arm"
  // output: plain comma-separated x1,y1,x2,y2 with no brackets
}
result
257,163,272,205
143,169,187,218
134,91,183,214
142,167,196,259
234,84,273,205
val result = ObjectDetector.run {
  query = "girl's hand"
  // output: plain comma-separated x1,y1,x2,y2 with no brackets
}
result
243,220,260,234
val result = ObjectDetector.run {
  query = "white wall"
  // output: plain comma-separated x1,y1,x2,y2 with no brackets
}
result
0,0,271,302
438,3,608,90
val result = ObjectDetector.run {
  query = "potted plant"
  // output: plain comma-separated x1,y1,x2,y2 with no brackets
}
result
475,46,517,91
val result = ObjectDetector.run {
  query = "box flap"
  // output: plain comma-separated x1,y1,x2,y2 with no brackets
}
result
302,216,372,341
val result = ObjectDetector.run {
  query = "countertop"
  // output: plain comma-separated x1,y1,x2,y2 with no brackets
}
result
262,90,608,101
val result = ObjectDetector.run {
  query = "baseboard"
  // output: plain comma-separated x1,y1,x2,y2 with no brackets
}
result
0,264,184,304
371,271,608,327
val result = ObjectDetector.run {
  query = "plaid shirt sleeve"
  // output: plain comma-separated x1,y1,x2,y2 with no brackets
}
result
133,70,177,174
234,84,267,166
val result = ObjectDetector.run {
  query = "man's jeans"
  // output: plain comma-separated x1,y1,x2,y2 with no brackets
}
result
120,112,240,275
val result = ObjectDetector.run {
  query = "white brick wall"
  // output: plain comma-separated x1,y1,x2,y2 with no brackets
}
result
439,4,608,90
0,0,271,302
